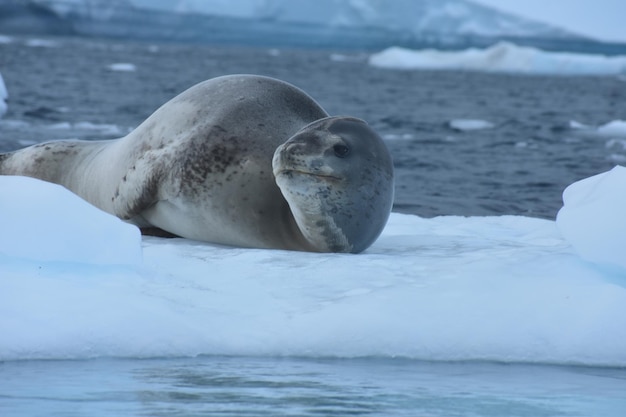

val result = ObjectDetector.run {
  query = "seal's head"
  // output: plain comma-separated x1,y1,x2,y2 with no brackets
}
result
272,116,394,253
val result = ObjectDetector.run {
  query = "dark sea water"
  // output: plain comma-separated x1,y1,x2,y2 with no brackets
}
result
1,35,625,219
2,357,626,417
2,35,626,416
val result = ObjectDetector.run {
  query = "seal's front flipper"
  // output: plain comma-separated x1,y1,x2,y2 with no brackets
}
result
112,156,164,222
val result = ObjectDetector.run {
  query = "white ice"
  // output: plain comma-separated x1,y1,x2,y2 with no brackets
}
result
68,0,568,39
33,0,576,55
369,41,626,75
597,120,626,137
0,176,141,265
571,119,626,137
449,119,494,131
107,63,137,72
557,166,626,271
0,70,7,118
0,173,625,366
24,38,59,48
568,120,626,164
569,120,591,130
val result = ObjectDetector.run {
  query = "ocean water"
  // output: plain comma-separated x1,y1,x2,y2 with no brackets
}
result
1,35,626,416
1,35,625,219
2,357,626,417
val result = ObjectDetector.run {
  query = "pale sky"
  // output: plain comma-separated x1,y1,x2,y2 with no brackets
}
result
473,0,626,43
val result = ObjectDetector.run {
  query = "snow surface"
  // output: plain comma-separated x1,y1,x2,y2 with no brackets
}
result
1,174,625,365
0,176,141,265
449,119,494,131
369,41,626,75
0,71,7,117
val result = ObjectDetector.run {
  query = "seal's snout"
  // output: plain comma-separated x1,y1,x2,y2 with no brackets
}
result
273,127,342,180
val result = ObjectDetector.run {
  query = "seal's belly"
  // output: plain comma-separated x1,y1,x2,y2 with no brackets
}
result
139,173,306,250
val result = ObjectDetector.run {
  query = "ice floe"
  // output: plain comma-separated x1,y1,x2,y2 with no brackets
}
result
449,119,495,131
0,71,7,117
107,63,137,72
0,171,625,365
369,41,626,75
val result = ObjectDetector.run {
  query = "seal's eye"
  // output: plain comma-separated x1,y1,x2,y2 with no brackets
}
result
333,144,350,158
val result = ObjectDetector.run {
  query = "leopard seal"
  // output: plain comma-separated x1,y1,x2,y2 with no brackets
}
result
0,74,394,253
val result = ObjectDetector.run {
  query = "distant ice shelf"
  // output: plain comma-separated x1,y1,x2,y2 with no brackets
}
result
33,0,575,39
6,0,608,51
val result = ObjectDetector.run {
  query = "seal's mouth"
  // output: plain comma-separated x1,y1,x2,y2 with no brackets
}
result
271,148,342,182
276,169,342,181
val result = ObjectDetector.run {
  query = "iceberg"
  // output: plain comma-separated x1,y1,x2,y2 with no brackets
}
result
1,173,625,365
369,41,626,75
0,71,7,117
